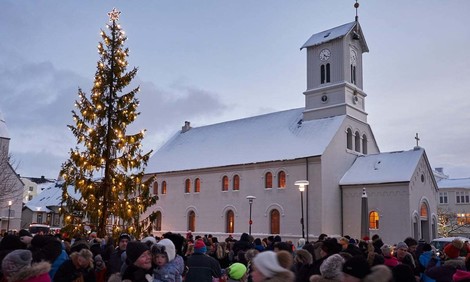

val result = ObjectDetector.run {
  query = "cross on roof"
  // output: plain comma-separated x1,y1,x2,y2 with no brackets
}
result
415,133,420,147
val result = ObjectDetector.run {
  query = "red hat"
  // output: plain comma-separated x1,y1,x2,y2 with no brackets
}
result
444,239,464,259
362,236,370,241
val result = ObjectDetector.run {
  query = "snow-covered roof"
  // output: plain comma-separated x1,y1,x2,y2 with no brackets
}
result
438,178,470,189
300,21,369,52
25,182,81,213
340,148,424,185
0,112,10,139
147,108,345,173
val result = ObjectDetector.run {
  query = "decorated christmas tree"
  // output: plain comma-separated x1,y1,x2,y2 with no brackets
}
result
60,8,156,238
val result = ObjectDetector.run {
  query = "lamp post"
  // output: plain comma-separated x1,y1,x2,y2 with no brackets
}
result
7,200,12,233
295,180,309,239
246,196,256,235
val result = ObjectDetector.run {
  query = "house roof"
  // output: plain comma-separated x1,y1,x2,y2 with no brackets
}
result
25,182,81,213
300,21,369,52
147,108,346,173
0,112,9,139
438,178,470,189
340,148,425,185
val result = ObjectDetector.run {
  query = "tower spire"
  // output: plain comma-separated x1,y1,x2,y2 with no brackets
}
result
354,0,359,22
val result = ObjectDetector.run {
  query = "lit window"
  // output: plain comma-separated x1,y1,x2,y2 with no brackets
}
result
161,181,167,195
222,176,229,191
226,210,235,233
369,211,379,229
278,171,286,188
233,175,240,191
195,178,201,193
185,179,191,193
457,213,470,225
265,172,273,189
420,203,428,218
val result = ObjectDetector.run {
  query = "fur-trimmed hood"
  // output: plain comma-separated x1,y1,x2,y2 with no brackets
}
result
443,257,466,268
7,261,51,282
263,270,294,282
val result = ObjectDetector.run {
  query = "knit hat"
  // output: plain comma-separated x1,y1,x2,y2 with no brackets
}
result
444,238,464,259
194,239,207,254
151,239,176,262
453,269,470,282
396,242,408,250
18,229,32,238
2,249,33,277
380,244,393,256
126,241,149,265
295,249,313,265
228,263,247,280
119,233,131,242
320,254,344,279
252,251,287,278
141,236,157,246
342,255,371,279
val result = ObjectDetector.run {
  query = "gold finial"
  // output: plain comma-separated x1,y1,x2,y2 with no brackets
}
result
108,8,121,22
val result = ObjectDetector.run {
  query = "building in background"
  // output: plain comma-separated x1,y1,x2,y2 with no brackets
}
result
21,176,55,203
0,113,24,233
143,17,438,244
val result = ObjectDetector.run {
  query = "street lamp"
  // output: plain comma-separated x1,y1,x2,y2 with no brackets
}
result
295,180,309,239
246,196,256,235
7,200,12,233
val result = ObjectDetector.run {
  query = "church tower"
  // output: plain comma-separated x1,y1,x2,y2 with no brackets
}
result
301,19,369,122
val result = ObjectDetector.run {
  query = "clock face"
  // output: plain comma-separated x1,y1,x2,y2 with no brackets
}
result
319,49,331,61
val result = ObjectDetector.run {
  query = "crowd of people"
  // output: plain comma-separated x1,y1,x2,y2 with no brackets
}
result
1,230,470,282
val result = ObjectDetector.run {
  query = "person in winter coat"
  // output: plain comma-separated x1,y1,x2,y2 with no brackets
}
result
226,263,247,282
185,239,222,282
293,249,314,282
379,244,398,269
251,251,294,282
121,241,153,282
151,239,182,282
309,253,344,282
2,249,51,282
419,243,437,282
53,248,96,282
107,233,130,278
425,238,466,282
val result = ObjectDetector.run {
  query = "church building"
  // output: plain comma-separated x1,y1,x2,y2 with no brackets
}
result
144,17,438,244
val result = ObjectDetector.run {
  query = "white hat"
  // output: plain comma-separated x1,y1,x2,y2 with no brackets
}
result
253,251,286,278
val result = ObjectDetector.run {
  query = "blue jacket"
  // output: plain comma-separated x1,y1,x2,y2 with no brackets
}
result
419,251,438,282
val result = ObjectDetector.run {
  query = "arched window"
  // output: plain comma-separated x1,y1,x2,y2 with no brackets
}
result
321,65,325,84
369,211,379,229
153,182,159,195
278,171,286,188
355,131,361,152
188,211,196,232
346,128,353,150
420,202,428,218
155,211,162,231
326,63,331,83
233,175,240,191
362,134,368,154
270,209,280,234
194,178,201,193
185,179,191,193
265,172,273,189
226,210,235,233
222,176,229,191
161,181,167,194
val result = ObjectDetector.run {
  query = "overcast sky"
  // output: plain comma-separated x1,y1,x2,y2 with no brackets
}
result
1,1,469,179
